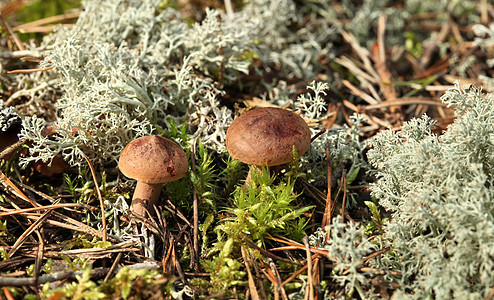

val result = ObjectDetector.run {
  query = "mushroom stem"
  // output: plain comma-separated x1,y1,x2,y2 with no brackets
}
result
131,181,162,217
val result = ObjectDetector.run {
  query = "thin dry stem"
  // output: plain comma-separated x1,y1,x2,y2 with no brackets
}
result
321,147,332,231
81,152,107,242
190,144,200,271
0,170,38,207
241,245,260,300
340,171,347,223
8,201,56,257
0,13,24,51
302,236,314,300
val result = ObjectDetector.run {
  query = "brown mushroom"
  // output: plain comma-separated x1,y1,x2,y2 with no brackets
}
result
226,107,311,183
119,135,188,217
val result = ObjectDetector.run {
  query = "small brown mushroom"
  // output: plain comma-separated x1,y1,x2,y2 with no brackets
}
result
226,107,311,183
119,135,188,217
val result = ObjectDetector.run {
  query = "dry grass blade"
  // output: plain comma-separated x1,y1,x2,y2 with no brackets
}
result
281,264,308,286
163,237,174,273
333,56,383,102
13,11,80,31
358,267,402,277
321,147,332,230
340,171,347,223
361,246,391,264
249,249,269,299
61,241,138,259
268,259,288,300
164,199,192,227
2,286,15,300
360,113,392,128
190,144,200,271
0,202,95,217
337,26,380,82
0,0,26,17
480,0,489,25
364,97,446,110
0,13,24,50
415,57,450,80
333,56,378,85
24,213,108,241
241,245,260,300
19,56,42,62
408,84,455,92
372,15,397,104
13,24,74,33
8,199,58,257
342,80,379,105
80,151,107,242
302,236,314,300
0,50,42,59
258,260,279,300
312,257,322,299
104,252,123,282
239,233,303,265
7,66,54,73
0,170,38,207
267,236,329,257
33,229,44,284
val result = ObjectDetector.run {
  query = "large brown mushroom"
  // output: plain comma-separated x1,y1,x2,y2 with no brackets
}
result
119,135,188,217
226,107,311,182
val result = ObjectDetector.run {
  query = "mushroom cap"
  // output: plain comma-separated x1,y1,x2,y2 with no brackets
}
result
226,107,311,166
119,135,188,184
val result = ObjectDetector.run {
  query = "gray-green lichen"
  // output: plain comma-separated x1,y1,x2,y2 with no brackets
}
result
367,84,494,299
15,0,335,168
0,102,21,132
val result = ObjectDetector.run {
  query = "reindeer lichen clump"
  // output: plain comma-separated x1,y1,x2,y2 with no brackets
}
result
367,84,494,298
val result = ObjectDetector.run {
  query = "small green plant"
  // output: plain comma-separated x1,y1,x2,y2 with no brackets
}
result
61,255,91,272
104,267,170,299
201,237,246,293
364,199,387,235
190,141,218,211
216,167,312,246
220,154,245,195
63,173,80,196
0,247,9,260
0,219,8,237
43,258,53,275
41,266,105,300
202,163,313,294
40,266,171,299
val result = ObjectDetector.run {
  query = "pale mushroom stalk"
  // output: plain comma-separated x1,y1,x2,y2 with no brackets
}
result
131,181,162,217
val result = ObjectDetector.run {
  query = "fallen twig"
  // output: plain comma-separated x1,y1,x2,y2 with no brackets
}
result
0,261,160,287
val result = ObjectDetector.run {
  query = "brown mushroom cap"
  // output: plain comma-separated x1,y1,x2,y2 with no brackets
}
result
119,135,188,184
226,107,311,166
